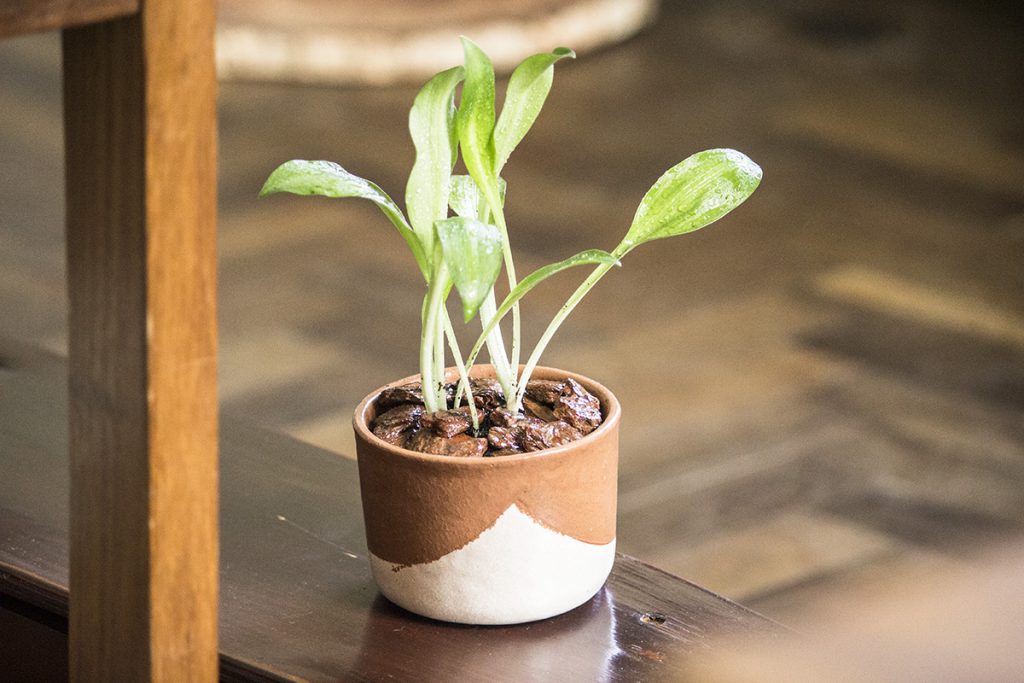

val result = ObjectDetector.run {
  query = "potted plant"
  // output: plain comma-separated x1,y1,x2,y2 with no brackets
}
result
261,38,761,625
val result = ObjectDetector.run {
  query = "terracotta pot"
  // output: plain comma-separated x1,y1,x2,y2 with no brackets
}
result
353,365,620,625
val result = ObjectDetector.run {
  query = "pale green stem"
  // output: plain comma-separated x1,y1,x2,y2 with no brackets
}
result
442,309,479,430
513,243,629,411
453,333,485,409
420,262,449,413
490,207,522,399
478,292,515,394
434,302,445,407
489,173,521,377
474,197,516,401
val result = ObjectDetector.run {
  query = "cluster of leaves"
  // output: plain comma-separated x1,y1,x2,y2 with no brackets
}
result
261,38,762,424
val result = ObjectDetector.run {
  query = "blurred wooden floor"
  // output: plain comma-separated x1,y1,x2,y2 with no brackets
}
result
2,0,1023,623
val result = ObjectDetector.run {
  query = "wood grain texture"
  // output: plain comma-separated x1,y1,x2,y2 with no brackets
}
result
63,17,150,681
0,0,137,39
141,0,219,679
61,0,218,678
0,340,785,682
3,0,1023,631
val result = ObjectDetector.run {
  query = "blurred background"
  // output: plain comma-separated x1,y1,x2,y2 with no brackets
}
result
1,0,1022,627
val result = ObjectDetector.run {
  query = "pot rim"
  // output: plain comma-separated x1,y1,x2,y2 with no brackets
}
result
352,364,621,466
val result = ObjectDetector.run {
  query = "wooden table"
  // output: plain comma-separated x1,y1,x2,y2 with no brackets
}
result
0,339,785,681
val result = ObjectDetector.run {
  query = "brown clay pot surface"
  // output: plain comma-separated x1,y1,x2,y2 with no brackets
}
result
353,366,620,567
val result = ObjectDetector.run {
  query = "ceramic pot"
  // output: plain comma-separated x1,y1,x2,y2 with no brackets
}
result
353,365,620,625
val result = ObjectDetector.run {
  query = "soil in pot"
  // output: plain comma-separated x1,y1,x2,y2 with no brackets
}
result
354,366,620,624
369,376,604,457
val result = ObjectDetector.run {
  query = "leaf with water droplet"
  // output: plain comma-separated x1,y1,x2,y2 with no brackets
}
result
465,248,621,365
619,149,762,254
260,160,427,276
448,174,507,219
435,217,504,322
406,65,465,263
498,249,619,322
449,175,480,219
494,47,575,172
456,37,504,220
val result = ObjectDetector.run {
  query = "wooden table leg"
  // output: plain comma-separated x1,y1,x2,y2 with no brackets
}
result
62,1,218,678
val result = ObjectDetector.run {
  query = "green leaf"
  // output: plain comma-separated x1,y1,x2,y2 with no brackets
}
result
620,149,762,255
494,47,574,172
406,65,465,262
260,160,428,275
497,249,619,324
448,174,483,219
466,249,620,366
448,174,507,219
456,37,503,217
435,217,504,322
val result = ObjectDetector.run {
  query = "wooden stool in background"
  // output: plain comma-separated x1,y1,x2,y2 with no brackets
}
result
216,0,659,85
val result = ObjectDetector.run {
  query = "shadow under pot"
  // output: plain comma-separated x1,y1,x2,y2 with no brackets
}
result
353,365,620,625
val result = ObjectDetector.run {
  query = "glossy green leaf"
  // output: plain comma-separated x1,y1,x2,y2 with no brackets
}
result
260,160,427,275
435,217,504,322
406,65,465,262
456,37,503,217
494,47,574,171
619,149,762,255
448,174,482,219
448,174,507,219
465,249,620,368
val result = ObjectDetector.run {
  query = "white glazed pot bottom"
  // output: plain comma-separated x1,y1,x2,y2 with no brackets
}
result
369,504,616,625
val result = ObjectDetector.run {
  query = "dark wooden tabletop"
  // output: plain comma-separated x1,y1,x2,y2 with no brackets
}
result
0,339,785,681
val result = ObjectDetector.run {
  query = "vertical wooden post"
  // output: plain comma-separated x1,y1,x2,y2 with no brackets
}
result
63,0,218,679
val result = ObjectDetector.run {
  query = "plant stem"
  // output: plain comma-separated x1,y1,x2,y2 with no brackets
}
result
434,301,445,407
420,261,449,413
442,309,479,430
513,244,627,411
475,196,517,401
452,334,484,409
490,206,522,400
478,291,515,394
